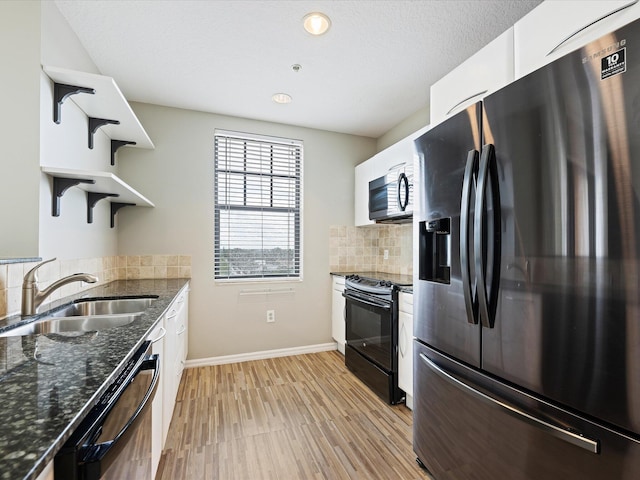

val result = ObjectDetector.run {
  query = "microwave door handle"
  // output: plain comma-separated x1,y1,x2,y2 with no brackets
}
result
398,172,409,211
80,354,160,477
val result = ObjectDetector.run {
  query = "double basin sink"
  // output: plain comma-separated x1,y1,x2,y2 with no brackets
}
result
0,297,158,337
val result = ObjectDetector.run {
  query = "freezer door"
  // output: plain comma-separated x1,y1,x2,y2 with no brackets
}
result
414,103,483,367
482,18,640,437
414,341,640,480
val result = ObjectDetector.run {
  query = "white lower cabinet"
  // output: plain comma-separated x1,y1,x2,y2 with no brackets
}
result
331,276,346,354
149,319,166,480
162,285,190,446
398,291,414,409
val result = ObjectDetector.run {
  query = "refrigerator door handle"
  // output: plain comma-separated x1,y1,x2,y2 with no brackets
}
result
419,353,600,454
460,149,479,324
474,144,501,328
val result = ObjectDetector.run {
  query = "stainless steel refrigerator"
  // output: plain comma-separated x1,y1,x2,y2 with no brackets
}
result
413,18,640,479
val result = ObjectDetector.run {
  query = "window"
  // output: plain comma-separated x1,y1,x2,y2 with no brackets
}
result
214,130,302,280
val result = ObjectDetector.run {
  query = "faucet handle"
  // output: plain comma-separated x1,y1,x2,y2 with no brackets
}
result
24,258,57,284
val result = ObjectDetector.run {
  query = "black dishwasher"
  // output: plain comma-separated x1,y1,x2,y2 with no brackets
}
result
54,341,159,480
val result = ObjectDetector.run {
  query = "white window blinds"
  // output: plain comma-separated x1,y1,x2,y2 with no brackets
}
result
214,130,302,280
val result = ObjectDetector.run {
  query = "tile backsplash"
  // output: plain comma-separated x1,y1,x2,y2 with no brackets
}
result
0,255,191,319
329,224,412,275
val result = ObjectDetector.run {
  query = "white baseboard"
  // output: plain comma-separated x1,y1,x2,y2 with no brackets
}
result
185,342,338,368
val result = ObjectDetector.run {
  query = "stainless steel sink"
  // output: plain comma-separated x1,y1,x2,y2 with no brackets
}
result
0,296,157,338
0,314,139,337
48,296,157,317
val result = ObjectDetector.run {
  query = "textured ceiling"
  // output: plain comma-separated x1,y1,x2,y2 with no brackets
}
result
54,0,542,138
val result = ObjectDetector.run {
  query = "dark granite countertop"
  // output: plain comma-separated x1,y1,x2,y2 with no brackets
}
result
330,270,413,288
0,278,190,480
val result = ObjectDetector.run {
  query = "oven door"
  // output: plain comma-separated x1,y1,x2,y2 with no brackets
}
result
55,341,160,480
343,289,393,371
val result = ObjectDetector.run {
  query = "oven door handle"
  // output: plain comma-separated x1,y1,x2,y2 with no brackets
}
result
343,290,392,310
79,354,160,479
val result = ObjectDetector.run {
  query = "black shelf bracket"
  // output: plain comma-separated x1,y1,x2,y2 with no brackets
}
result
110,202,136,228
87,192,119,224
52,177,95,217
88,117,120,149
53,83,95,124
111,140,137,165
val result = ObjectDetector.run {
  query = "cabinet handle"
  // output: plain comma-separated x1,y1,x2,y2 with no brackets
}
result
399,322,407,358
149,326,167,344
388,162,406,172
547,0,638,56
177,325,186,335
167,309,177,320
446,91,488,116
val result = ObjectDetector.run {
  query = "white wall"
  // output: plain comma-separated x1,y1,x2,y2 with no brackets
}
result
117,103,376,359
0,1,41,257
38,1,118,260
0,1,116,261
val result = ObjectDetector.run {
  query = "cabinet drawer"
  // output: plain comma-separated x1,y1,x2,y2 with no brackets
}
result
399,292,413,314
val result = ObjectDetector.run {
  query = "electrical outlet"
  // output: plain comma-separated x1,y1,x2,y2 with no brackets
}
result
266,310,275,323
384,249,389,260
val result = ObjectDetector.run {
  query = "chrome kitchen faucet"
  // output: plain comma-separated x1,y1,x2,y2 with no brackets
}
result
21,258,98,316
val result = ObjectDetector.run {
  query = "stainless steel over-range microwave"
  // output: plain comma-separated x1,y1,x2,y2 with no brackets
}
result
368,163,413,223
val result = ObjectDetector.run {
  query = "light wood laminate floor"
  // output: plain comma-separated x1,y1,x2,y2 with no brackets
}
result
157,350,431,479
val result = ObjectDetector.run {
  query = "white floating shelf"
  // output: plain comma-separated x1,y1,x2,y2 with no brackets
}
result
42,167,155,207
42,65,155,150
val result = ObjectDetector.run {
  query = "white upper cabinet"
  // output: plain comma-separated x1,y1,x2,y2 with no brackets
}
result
514,0,640,79
354,157,375,226
430,27,514,125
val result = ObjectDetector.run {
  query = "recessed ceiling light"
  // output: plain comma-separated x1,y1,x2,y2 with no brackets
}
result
303,12,331,35
272,93,292,104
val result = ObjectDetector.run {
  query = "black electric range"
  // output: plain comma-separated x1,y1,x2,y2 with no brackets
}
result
340,272,411,404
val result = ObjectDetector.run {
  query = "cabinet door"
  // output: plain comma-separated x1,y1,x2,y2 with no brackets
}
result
331,276,346,353
175,289,189,385
160,287,189,447
430,27,514,125
355,159,375,226
162,308,178,445
149,321,166,479
514,0,640,79
397,292,414,404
